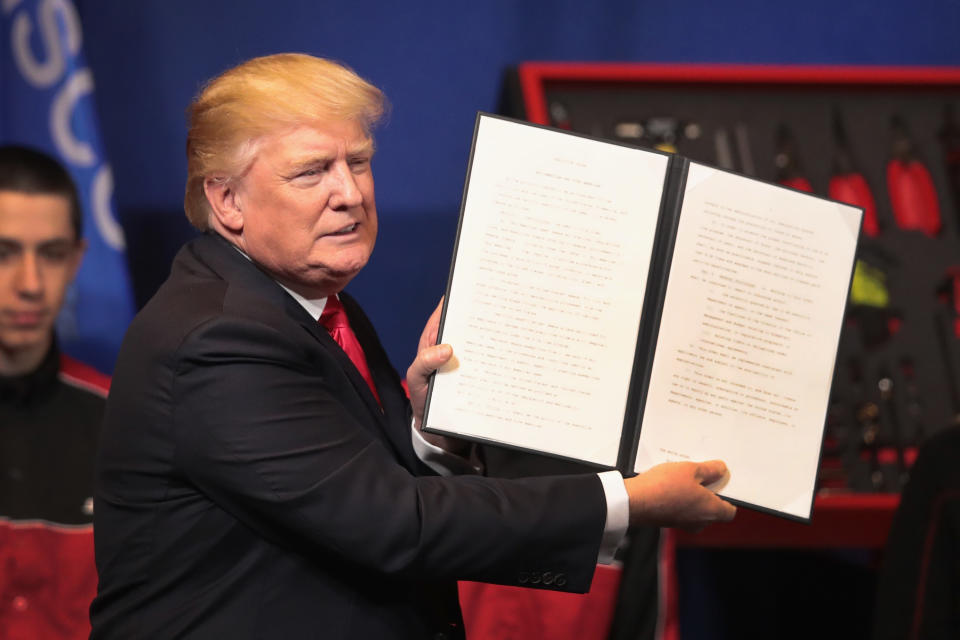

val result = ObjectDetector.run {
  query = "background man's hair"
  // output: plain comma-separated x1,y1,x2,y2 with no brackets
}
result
0,145,83,241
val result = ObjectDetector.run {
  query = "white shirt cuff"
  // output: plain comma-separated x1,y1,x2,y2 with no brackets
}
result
597,470,629,564
410,418,481,476
412,421,626,562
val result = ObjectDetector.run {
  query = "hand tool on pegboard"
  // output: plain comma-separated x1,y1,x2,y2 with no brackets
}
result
828,110,879,237
934,268,960,427
847,259,902,350
774,124,813,192
887,115,942,236
714,128,734,170
899,357,926,444
939,104,960,235
938,267,960,338
845,251,914,492
820,396,853,491
734,124,755,176
713,124,755,175
850,362,884,491
843,357,876,492
612,116,700,153
548,101,573,130
877,369,909,489
844,258,904,492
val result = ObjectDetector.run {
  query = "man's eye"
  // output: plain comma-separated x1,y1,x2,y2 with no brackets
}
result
293,163,329,179
40,246,72,262
349,159,370,173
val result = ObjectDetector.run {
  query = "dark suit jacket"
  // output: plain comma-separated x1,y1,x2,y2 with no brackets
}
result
91,233,606,639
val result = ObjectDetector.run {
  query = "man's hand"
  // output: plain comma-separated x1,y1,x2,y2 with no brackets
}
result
625,460,737,532
407,298,448,427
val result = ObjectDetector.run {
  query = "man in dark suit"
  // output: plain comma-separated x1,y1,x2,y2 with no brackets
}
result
90,53,735,639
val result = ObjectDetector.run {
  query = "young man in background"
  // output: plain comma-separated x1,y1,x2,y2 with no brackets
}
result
0,145,109,640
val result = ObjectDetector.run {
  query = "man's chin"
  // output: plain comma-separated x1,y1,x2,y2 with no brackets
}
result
317,256,370,282
283,264,366,298
0,327,51,354
321,268,363,293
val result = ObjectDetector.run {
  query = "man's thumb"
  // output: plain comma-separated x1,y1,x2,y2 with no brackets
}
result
695,460,728,485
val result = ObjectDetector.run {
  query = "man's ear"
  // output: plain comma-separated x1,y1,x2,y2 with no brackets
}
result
203,176,244,233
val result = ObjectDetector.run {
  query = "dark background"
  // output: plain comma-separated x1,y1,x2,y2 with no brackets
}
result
70,0,960,369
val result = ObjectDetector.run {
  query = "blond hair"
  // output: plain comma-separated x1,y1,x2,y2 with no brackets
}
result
184,53,386,230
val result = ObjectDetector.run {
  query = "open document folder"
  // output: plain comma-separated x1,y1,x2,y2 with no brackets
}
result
423,113,862,521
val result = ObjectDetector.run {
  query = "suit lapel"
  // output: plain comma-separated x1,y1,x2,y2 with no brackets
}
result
294,310,385,421
289,293,418,471
339,292,424,473
189,234,415,468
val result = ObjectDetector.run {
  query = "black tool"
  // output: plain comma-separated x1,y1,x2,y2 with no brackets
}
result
846,358,880,492
938,104,960,234
877,370,908,488
734,124,755,176
714,128,734,170
848,306,902,351
899,357,925,444
775,124,813,192
857,400,884,491
934,314,960,429
935,270,960,427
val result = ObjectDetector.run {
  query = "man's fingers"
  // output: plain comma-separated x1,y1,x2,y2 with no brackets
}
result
624,461,738,529
409,343,453,381
716,499,737,522
424,343,452,370
417,298,445,353
681,497,736,532
694,460,728,485
702,493,737,523
407,344,453,430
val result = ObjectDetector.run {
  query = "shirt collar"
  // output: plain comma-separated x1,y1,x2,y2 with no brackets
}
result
276,283,329,322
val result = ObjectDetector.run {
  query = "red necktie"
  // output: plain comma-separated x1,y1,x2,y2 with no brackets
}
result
319,295,381,407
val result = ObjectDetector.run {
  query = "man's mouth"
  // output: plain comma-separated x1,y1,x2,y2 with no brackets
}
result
327,223,358,237
1,310,48,328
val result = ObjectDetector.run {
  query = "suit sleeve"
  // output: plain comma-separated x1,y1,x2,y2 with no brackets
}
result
172,315,606,592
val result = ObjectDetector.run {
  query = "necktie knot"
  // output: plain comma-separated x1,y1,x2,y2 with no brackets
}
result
319,295,350,332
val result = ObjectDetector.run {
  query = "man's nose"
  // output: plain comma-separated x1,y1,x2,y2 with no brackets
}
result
15,253,44,298
329,163,363,209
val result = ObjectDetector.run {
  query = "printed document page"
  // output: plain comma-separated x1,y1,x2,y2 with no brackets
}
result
634,162,862,518
426,115,669,466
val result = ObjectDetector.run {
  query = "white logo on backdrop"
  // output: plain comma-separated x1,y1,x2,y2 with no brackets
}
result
4,0,127,250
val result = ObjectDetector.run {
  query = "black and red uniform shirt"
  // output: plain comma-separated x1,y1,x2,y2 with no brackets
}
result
0,342,109,640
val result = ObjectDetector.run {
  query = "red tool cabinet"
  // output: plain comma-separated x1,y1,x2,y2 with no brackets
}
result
512,62,960,549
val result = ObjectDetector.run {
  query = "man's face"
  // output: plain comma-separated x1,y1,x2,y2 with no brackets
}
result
0,191,83,357
235,120,378,298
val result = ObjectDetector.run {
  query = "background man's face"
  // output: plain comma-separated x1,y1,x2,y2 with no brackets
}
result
235,119,378,298
0,191,83,357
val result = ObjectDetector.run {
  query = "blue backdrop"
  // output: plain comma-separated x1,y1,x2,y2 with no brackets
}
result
68,0,960,369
